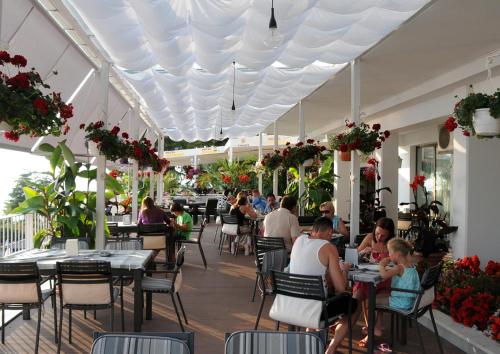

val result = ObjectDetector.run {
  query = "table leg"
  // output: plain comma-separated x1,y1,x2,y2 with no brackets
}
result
22,306,30,320
367,282,376,354
133,269,143,332
146,291,153,320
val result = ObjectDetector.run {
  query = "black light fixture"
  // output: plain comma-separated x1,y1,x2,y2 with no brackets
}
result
231,61,236,112
219,109,223,135
269,0,277,31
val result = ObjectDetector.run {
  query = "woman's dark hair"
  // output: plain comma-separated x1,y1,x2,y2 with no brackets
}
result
312,216,333,232
237,196,248,206
373,217,396,244
170,202,184,213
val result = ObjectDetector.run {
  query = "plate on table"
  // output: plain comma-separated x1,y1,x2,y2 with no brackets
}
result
357,263,380,271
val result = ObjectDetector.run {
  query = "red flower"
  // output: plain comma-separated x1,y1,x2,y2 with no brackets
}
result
108,169,119,179
463,130,470,137
383,130,390,138
63,125,70,135
367,158,377,166
339,143,348,152
238,175,250,183
7,72,30,89
121,132,129,139
363,167,376,181
4,130,20,142
306,138,315,144
79,123,85,129
320,146,326,151
346,122,355,128
0,51,11,63
372,123,381,131
410,181,418,191
59,104,73,119
134,146,143,158
374,141,382,149
94,121,104,129
33,97,49,115
110,126,120,135
10,55,27,67
444,116,458,132
296,141,304,147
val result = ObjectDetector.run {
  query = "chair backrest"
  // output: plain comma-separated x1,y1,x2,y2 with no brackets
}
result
138,224,170,250
261,249,288,276
105,238,143,251
195,219,207,242
170,247,186,292
222,215,239,225
107,223,119,237
51,237,90,250
354,233,367,247
173,198,187,206
57,261,113,306
254,236,286,269
91,334,191,354
421,261,442,290
272,271,326,301
0,262,41,304
205,198,219,213
138,223,169,235
225,331,324,354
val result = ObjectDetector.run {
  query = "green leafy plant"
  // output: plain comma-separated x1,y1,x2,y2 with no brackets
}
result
329,121,389,155
0,51,73,141
260,150,283,173
12,141,123,247
81,121,131,161
281,139,327,169
445,89,500,137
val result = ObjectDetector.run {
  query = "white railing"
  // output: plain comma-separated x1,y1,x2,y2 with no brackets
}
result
0,213,48,256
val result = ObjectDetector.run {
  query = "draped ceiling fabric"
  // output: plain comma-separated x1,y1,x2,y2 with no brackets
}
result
67,0,429,142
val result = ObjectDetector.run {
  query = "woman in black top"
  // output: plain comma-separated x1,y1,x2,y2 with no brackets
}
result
230,196,257,234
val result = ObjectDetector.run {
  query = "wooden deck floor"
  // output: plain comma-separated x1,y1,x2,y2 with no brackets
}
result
1,223,465,354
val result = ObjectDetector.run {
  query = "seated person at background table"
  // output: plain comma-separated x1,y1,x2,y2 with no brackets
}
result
352,217,395,347
319,201,349,242
138,196,171,225
251,189,267,213
263,195,300,251
170,202,193,240
289,217,356,354
230,195,257,237
263,193,280,213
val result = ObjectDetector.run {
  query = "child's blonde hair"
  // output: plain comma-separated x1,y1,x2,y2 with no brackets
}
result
388,237,413,256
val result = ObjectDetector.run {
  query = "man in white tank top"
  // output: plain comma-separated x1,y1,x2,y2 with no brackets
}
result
290,217,357,354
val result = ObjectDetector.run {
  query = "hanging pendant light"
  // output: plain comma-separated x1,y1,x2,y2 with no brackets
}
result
231,61,236,114
264,0,283,48
219,108,223,136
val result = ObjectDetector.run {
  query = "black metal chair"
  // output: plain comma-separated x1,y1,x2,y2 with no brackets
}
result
269,271,353,353
107,222,120,238
138,223,172,266
56,261,123,353
0,262,58,353
141,247,188,331
376,262,444,354
198,198,218,223
251,236,286,302
50,237,90,250
176,219,208,269
219,215,239,255
253,248,288,330
225,330,325,354
91,332,194,354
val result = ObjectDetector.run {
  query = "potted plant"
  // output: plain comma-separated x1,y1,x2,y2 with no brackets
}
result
329,121,389,161
445,89,500,137
81,122,131,161
129,135,163,172
0,51,73,141
281,139,327,169
260,150,283,174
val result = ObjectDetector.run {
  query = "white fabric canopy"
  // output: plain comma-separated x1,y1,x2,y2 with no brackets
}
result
67,0,429,141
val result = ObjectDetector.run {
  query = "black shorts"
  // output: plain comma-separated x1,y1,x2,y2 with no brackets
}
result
326,293,358,318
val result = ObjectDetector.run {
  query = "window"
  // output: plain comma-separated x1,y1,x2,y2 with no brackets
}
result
416,145,453,220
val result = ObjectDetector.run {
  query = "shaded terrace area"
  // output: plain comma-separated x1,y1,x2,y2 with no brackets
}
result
1,223,465,354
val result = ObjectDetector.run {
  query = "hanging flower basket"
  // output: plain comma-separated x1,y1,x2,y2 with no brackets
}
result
329,121,389,157
473,108,500,136
281,139,328,169
82,122,130,161
340,150,351,161
0,51,73,142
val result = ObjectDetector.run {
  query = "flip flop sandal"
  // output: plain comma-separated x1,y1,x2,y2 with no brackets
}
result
358,337,368,348
377,342,393,353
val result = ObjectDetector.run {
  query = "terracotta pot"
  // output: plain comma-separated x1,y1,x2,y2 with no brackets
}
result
340,150,351,161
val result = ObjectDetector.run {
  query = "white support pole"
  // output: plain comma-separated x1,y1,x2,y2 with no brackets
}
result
273,122,279,196
156,134,164,206
131,100,140,223
333,151,350,220
258,133,263,193
25,213,34,250
228,146,234,164
298,101,305,216
376,132,399,223
349,59,361,246
149,132,156,200
96,62,110,250
193,152,198,168
0,0,8,50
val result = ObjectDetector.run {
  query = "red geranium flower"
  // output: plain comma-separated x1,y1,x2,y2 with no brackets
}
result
7,72,30,89
0,51,11,63
339,143,348,152
79,123,85,129
59,104,73,119
121,132,129,139
238,175,250,183
444,116,458,132
108,169,119,179
383,130,390,138
306,138,315,144
367,158,377,166
33,97,49,115
463,130,470,137
110,126,120,135
372,123,381,131
10,55,27,67
4,130,20,142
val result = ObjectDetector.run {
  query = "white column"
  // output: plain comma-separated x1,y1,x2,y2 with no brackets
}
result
273,122,279,196
375,132,399,223
131,100,140,223
298,100,305,216
193,152,198,168
95,62,110,250
349,59,361,246
156,134,164,206
333,151,350,220
258,133,263,193
0,0,8,50
25,213,34,250
149,132,156,200
228,146,234,164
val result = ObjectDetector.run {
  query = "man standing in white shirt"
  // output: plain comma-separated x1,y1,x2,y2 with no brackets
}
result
263,195,300,251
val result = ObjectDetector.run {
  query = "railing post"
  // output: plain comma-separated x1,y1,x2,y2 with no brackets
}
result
25,213,34,250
